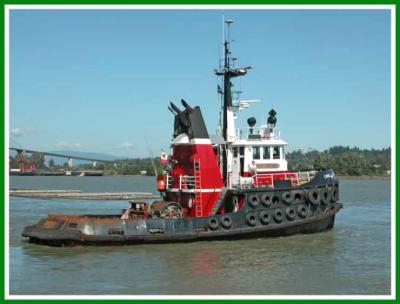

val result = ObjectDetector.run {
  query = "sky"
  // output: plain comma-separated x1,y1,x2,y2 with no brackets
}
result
9,9,392,158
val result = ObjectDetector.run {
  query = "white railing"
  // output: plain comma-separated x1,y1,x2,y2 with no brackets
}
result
235,127,281,140
166,170,316,190
165,174,196,190
237,170,316,189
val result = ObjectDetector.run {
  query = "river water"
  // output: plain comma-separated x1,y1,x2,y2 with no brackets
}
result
9,176,391,296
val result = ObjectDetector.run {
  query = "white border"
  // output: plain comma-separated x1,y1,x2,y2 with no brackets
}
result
3,4,398,9
4,4,10,301
4,4,396,300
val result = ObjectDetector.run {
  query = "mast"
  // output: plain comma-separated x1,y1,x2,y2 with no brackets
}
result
215,19,251,186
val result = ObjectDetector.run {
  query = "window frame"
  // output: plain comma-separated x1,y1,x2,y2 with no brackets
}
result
273,146,280,159
253,146,261,160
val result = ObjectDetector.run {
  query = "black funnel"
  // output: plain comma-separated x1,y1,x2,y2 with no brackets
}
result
170,102,182,114
181,99,193,112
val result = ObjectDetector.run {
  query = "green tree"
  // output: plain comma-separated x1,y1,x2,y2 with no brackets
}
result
48,159,55,168
9,157,19,169
30,152,47,170
313,153,331,169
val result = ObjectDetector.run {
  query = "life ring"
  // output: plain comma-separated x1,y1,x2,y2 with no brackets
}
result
282,191,294,205
331,187,339,202
273,209,283,223
248,194,260,208
261,193,272,208
259,210,270,225
321,187,332,205
220,215,232,229
297,205,307,218
208,217,219,230
246,213,257,226
308,188,321,206
286,207,296,221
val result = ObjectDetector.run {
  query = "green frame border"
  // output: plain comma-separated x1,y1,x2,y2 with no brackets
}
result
1,1,396,301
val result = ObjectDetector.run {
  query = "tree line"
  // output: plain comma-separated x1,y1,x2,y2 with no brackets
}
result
286,146,391,176
9,145,391,177
79,158,163,176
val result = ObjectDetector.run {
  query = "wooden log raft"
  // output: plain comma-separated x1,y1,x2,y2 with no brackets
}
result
10,189,160,200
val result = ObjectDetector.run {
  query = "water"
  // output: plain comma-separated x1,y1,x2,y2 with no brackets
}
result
9,176,391,295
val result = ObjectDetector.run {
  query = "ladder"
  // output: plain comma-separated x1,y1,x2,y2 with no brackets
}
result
194,160,203,217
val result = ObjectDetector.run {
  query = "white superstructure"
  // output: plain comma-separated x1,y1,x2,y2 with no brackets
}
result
221,104,288,187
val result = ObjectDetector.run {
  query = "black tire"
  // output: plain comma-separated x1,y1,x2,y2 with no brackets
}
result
272,196,280,206
273,209,283,223
331,187,339,202
286,207,296,221
293,191,305,203
220,215,232,229
248,194,260,208
208,217,219,230
282,191,294,205
246,213,257,226
261,193,272,208
321,187,332,205
297,205,307,218
259,210,270,225
308,188,321,206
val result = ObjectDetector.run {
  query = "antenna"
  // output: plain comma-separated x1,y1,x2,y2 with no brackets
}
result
144,136,158,176
225,19,234,45
221,15,224,69
215,18,253,186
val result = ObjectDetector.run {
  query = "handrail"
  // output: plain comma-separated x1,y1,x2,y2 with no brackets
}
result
237,170,314,189
166,174,196,190
235,126,281,140
167,170,315,190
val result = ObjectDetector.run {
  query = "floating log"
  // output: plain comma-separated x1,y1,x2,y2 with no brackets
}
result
10,189,160,200
10,189,82,193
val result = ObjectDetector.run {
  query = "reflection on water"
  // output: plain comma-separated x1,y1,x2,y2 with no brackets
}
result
9,176,391,295
191,246,224,277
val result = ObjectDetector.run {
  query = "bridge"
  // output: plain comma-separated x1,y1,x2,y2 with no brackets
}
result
9,147,118,164
9,147,123,174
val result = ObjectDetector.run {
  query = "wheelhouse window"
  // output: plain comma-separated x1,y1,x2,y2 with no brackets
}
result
262,147,270,159
253,146,260,159
273,146,280,159
233,147,238,158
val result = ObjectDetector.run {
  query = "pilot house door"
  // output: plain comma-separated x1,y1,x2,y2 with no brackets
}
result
239,147,244,175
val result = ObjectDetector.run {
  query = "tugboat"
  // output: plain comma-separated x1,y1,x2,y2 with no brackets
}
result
22,20,342,246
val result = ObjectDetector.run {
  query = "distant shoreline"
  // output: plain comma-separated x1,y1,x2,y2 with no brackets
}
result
107,174,391,181
336,175,390,180
11,174,391,181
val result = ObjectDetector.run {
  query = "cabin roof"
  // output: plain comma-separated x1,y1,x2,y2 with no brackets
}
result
210,134,226,145
232,139,288,146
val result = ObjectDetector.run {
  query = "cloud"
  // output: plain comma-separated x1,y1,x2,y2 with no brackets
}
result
10,128,34,138
54,140,85,149
115,141,134,150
